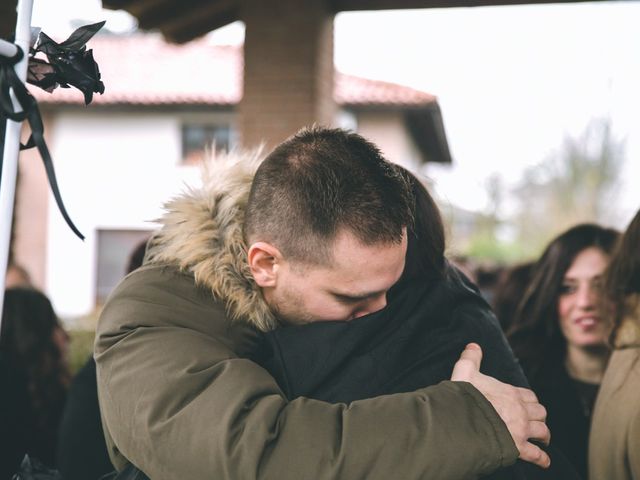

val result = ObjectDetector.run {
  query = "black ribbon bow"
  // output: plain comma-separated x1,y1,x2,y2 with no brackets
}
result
28,21,105,104
0,21,106,240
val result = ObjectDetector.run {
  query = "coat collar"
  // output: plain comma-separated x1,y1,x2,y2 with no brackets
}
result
145,149,278,332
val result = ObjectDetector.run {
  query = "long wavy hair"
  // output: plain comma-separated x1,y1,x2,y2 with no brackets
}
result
603,208,640,337
508,224,619,377
0,288,71,431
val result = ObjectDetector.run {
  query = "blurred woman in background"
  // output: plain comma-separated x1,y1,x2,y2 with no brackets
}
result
508,223,619,479
590,208,640,480
492,261,535,332
0,288,71,479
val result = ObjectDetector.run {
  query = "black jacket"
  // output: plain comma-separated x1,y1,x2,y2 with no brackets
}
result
255,264,581,480
256,266,527,401
524,356,596,480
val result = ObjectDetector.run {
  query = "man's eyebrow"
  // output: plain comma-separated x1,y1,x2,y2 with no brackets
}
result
331,290,385,301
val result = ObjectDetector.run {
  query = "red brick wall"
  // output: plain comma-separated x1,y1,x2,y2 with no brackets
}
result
239,0,336,150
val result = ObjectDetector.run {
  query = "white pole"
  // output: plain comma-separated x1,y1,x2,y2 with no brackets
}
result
0,38,19,59
0,0,35,327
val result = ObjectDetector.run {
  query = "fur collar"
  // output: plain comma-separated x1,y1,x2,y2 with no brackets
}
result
145,150,278,332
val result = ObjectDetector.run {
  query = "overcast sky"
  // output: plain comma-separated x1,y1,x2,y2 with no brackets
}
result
29,0,640,227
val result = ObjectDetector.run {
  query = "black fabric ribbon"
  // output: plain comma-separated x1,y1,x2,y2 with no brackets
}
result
0,45,84,240
0,21,106,240
27,21,105,104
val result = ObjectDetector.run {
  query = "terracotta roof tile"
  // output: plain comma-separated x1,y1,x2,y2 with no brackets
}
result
30,34,436,108
335,72,435,106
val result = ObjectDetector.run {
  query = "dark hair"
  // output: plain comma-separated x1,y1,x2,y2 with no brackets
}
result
126,238,149,274
244,126,414,264
508,224,619,374
492,262,535,332
604,208,640,335
394,165,445,282
5,262,32,288
0,288,70,432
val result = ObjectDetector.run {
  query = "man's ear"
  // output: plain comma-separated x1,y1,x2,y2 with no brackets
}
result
247,242,282,287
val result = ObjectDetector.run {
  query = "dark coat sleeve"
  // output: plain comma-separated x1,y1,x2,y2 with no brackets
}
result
454,300,529,388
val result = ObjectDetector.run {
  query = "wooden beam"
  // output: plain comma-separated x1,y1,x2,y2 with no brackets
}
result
105,0,239,43
102,0,611,45
102,0,179,24
164,6,239,43
126,0,178,18
331,0,608,11
133,0,208,29
102,0,134,8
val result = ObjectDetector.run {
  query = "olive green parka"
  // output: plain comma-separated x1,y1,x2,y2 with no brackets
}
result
95,150,518,480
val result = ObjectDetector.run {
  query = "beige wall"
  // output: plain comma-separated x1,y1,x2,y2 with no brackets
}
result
356,110,422,172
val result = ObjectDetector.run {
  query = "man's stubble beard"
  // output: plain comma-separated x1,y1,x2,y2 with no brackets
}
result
267,284,315,325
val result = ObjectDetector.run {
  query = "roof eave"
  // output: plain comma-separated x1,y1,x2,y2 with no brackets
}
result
102,0,241,44
404,102,453,164
344,102,452,164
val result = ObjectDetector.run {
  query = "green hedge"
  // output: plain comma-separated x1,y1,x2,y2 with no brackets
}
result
68,330,95,374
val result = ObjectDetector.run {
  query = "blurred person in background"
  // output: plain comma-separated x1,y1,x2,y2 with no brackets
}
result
5,262,32,289
475,265,504,305
449,254,477,283
508,223,619,479
590,208,640,480
0,288,71,479
125,240,148,276
57,238,149,480
493,262,535,332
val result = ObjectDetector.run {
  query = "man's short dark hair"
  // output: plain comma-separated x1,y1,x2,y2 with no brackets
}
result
244,126,414,264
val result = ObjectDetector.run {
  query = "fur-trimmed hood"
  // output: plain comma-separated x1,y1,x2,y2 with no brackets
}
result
145,150,278,332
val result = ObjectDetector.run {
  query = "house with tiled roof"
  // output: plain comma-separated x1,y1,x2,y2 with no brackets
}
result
14,34,451,319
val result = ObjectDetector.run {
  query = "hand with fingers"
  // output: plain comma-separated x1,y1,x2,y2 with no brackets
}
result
451,343,551,469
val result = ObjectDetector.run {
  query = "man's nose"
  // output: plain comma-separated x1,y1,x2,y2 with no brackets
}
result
352,294,387,319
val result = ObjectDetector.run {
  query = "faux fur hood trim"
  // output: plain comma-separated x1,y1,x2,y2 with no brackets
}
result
145,149,278,332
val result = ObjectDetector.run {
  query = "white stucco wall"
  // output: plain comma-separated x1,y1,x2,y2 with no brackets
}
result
44,110,217,317
355,110,422,173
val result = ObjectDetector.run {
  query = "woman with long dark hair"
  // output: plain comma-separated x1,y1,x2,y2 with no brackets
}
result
590,208,640,480
0,288,71,479
508,223,619,479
